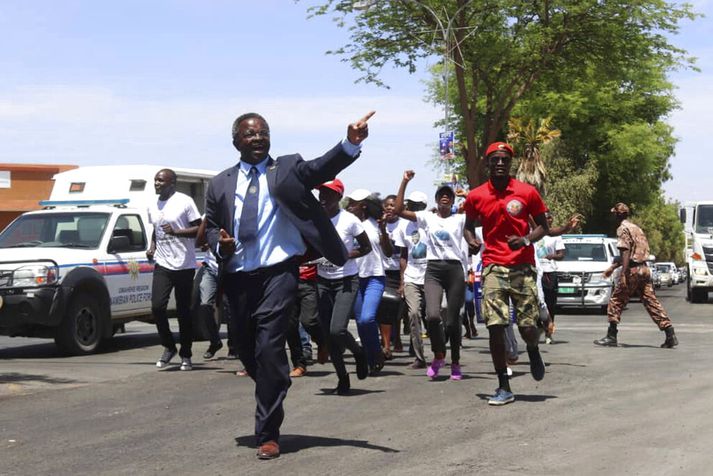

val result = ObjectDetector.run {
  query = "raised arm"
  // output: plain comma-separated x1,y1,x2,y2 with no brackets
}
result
548,213,583,237
394,170,417,222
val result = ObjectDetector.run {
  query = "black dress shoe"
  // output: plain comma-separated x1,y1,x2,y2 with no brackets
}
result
202,342,223,359
354,350,369,380
256,440,280,460
333,375,350,395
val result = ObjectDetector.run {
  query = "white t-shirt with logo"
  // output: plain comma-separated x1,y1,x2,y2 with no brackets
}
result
317,210,363,280
535,235,565,273
382,219,402,272
394,220,428,285
356,218,386,278
147,191,201,270
414,210,467,262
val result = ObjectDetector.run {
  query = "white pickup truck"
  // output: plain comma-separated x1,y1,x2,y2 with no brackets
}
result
680,201,713,303
0,165,215,354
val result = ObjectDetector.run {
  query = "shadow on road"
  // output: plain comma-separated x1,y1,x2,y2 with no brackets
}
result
0,372,80,385
475,392,558,403
317,388,386,396
234,434,400,454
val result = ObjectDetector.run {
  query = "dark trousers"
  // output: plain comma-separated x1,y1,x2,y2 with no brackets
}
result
424,260,465,363
151,265,195,358
541,271,558,321
286,279,323,369
198,264,236,355
318,275,361,379
223,259,298,445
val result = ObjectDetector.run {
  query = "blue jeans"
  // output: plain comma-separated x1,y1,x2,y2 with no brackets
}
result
354,276,385,366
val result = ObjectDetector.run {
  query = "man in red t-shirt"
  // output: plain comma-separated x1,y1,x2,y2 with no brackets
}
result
464,142,550,406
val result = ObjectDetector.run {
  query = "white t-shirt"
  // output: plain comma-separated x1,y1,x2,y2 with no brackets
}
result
394,219,428,285
382,219,402,272
356,218,386,278
317,210,363,280
535,235,565,273
414,210,467,262
147,191,201,270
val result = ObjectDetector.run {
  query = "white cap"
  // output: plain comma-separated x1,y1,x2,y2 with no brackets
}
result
406,191,428,204
346,189,371,201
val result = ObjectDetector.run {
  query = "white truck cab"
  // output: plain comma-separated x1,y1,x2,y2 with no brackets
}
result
556,234,620,313
680,201,713,302
0,165,215,354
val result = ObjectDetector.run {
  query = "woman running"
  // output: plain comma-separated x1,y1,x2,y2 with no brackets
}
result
316,179,372,395
346,189,391,375
394,170,479,380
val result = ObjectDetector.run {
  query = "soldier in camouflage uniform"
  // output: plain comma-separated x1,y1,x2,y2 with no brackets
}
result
594,203,678,348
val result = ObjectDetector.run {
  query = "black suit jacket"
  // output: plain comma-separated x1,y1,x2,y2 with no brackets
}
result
205,142,358,269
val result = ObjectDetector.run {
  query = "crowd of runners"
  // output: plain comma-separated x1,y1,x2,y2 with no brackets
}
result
148,112,677,458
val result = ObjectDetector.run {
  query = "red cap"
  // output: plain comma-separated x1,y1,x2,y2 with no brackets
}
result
484,142,514,158
317,178,344,197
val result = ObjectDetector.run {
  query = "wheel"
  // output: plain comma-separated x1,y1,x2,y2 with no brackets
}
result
55,294,105,355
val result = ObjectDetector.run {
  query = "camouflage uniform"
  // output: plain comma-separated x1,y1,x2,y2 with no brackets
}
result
482,264,540,328
607,219,672,330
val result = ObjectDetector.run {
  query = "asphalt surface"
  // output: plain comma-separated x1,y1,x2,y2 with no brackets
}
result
1,285,712,475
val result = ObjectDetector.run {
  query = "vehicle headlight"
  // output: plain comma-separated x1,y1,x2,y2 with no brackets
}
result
11,264,59,287
693,266,708,276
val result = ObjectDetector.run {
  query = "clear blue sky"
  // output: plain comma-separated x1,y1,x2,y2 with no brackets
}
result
1,0,710,206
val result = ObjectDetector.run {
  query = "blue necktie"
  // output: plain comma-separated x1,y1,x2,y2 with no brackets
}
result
238,166,259,244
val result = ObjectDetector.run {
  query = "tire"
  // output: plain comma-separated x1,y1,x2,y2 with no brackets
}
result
54,294,105,355
691,287,708,304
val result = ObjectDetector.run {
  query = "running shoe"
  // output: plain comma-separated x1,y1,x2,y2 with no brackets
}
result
427,358,445,379
156,348,177,368
545,336,553,345
450,363,462,381
180,357,193,371
488,388,515,406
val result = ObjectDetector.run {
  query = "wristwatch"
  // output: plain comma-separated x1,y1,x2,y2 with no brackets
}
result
522,236,531,246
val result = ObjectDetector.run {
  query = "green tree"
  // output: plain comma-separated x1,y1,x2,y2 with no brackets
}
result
634,197,685,264
307,0,697,187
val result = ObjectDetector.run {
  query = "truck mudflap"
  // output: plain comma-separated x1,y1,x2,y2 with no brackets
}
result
0,285,68,335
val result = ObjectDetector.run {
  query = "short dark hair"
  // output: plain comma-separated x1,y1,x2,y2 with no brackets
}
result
156,168,176,184
384,194,397,202
232,112,268,141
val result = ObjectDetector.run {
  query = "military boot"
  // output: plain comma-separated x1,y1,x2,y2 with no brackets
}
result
594,327,618,347
661,327,678,348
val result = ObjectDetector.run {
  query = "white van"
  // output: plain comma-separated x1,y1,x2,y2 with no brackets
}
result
556,235,620,313
0,165,215,354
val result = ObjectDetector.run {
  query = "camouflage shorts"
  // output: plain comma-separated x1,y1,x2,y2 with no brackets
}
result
482,264,539,328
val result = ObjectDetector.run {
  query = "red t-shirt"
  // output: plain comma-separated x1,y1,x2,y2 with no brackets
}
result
464,178,547,267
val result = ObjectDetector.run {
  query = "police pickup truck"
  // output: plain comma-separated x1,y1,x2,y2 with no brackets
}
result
0,199,162,354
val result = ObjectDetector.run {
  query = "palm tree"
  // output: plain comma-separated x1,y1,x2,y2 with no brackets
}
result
507,116,561,194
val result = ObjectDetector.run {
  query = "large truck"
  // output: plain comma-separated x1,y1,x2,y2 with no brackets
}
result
0,165,215,354
680,201,713,303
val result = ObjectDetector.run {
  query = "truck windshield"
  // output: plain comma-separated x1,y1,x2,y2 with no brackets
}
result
563,243,608,262
0,212,110,249
695,205,713,234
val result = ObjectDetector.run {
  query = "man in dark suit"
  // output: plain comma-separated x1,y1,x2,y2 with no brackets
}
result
205,110,374,460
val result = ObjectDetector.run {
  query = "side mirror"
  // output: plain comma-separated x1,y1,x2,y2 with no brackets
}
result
108,235,131,253
679,208,686,224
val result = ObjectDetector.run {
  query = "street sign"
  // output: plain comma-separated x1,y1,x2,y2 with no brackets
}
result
439,131,455,160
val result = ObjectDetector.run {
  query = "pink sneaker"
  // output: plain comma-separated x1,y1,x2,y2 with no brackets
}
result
427,358,445,378
450,363,462,381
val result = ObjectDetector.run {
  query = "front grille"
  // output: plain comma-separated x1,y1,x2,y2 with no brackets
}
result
0,270,12,287
557,272,591,283
703,246,713,261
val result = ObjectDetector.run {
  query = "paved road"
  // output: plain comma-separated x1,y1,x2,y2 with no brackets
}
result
1,285,712,475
